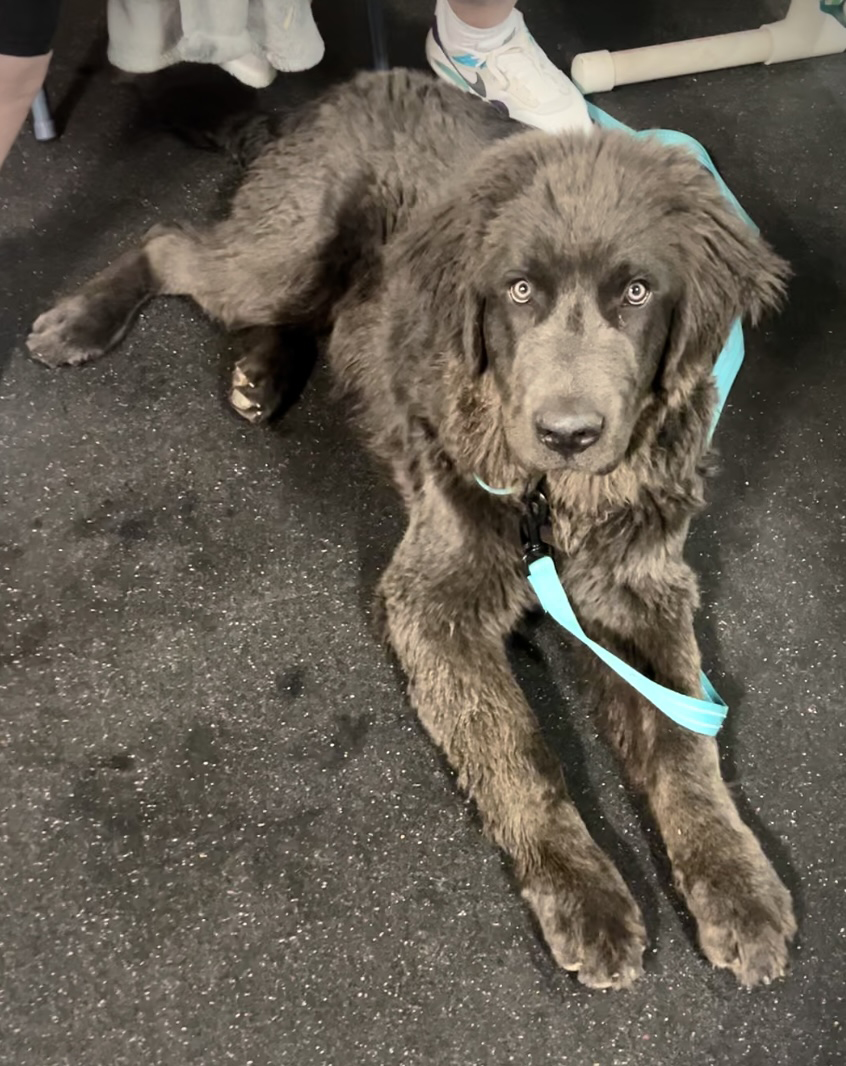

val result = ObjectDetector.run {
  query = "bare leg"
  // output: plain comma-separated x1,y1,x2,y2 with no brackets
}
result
380,486,647,989
446,0,515,28
0,52,52,167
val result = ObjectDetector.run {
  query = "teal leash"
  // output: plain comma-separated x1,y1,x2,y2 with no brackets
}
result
476,108,756,737
518,491,727,737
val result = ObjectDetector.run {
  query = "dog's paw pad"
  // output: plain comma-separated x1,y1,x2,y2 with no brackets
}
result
27,297,108,368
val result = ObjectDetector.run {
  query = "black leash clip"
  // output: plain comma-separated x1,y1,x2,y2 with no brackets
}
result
519,487,550,573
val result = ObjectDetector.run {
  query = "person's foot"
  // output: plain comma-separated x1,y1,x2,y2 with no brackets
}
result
220,53,277,89
426,11,592,134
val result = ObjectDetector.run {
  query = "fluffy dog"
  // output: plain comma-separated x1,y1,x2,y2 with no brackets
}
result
27,70,796,989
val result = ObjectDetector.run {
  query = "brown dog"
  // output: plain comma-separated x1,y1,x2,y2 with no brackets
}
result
27,70,795,989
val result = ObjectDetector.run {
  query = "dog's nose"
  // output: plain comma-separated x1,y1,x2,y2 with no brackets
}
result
535,408,604,455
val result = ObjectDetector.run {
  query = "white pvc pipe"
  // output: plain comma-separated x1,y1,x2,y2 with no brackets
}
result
571,0,846,94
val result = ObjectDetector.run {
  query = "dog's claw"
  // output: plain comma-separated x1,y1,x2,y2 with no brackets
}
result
232,366,253,389
229,384,265,423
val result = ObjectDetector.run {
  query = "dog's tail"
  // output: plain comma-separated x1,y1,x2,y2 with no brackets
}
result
132,66,280,167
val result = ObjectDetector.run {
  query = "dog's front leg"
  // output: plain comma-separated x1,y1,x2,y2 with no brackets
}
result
579,571,797,987
379,501,646,989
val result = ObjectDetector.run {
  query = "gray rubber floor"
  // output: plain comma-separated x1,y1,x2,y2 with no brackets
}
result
1,2,844,1064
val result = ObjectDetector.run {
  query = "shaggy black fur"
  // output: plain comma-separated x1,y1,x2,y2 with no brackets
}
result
27,70,795,989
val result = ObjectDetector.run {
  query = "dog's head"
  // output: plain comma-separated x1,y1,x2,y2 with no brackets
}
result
402,130,788,476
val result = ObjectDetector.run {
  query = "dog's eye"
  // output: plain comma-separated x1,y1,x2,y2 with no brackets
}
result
508,279,532,304
624,280,651,307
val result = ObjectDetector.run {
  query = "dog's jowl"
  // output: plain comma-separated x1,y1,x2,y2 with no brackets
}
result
28,70,796,990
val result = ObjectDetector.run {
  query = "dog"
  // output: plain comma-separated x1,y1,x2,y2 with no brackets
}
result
27,69,796,990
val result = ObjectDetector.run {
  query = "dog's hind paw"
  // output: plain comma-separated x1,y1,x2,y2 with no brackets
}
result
523,863,647,990
27,297,112,368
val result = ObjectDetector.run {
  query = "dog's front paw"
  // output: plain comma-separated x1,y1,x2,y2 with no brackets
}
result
27,297,110,368
678,837,796,987
523,859,646,990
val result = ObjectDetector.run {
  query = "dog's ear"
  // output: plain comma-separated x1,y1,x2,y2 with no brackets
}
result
660,165,790,399
398,195,489,375
396,144,545,376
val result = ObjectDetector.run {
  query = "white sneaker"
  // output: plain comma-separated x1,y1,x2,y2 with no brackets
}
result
426,13,592,134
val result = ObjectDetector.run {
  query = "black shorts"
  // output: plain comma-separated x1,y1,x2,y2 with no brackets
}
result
0,1,62,57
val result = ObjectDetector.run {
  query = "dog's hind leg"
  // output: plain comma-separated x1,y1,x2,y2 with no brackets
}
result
26,222,216,369
27,219,331,370
27,223,262,368
27,247,157,368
